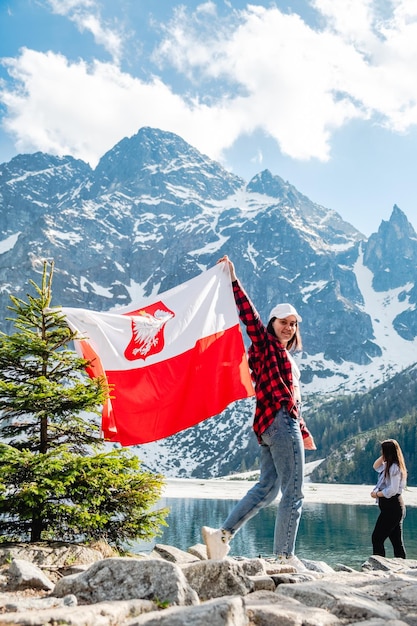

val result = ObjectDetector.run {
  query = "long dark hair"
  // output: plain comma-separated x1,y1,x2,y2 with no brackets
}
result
267,317,302,351
381,439,407,482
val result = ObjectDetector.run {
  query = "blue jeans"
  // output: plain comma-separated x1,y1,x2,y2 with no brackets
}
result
222,405,305,556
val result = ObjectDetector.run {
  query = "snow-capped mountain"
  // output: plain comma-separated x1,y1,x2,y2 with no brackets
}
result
1,127,416,477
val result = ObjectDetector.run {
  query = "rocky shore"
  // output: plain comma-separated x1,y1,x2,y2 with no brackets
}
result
0,541,416,625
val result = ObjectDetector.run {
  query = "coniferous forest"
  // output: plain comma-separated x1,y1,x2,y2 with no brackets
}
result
307,363,417,486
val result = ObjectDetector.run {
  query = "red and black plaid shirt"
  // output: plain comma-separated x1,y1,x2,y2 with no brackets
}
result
233,279,310,444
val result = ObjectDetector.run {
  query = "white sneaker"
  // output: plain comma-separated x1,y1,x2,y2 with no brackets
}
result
276,554,307,572
202,526,231,560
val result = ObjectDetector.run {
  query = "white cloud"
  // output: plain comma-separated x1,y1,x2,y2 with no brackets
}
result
0,49,243,166
311,0,377,45
195,1,218,16
310,0,417,131
156,1,417,142
155,4,365,159
47,0,125,64
2,1,417,167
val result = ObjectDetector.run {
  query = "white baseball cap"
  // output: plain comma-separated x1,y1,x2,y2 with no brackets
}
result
269,303,302,322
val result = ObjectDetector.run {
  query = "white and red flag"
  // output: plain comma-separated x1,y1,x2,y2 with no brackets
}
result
62,262,254,445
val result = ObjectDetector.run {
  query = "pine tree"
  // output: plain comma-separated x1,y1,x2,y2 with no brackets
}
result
0,262,167,547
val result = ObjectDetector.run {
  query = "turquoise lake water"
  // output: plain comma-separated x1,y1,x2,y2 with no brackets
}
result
133,497,417,570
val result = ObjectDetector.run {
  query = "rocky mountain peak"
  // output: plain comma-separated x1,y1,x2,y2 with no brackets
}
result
92,126,244,200
0,153,91,185
363,205,417,291
247,169,288,197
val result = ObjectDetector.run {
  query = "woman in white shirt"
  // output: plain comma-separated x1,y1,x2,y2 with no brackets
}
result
371,439,407,559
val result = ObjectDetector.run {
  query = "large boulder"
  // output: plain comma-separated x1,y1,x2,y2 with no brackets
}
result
53,557,199,606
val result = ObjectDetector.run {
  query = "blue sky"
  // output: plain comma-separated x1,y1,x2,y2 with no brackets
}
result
1,0,417,236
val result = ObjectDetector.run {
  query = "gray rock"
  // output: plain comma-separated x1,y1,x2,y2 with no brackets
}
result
270,572,319,585
53,557,199,606
260,558,299,575
244,590,341,625
8,560,54,591
153,544,200,564
276,579,400,621
125,595,248,626
0,542,103,569
235,557,266,576
248,575,276,592
187,544,207,560
0,598,156,625
334,563,356,572
181,559,253,600
302,558,335,573
362,555,417,572
146,550,165,560
1,592,77,612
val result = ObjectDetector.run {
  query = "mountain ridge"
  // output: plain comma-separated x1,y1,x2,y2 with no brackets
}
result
1,126,416,478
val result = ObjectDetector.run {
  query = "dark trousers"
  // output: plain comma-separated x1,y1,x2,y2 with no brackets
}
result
372,494,406,559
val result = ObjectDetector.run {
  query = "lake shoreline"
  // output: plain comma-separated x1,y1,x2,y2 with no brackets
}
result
163,478,417,507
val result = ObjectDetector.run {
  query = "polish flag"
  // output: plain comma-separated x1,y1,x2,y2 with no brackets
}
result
62,262,254,445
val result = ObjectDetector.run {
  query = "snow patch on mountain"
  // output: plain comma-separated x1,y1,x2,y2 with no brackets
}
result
0,232,20,254
80,278,114,298
300,247,417,396
354,245,416,373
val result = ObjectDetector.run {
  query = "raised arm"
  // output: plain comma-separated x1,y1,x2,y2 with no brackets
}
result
217,256,267,348
373,455,384,470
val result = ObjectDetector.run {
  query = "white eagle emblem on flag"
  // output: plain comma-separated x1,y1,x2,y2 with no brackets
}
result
124,301,175,361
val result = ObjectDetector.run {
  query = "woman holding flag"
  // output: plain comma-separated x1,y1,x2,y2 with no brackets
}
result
202,255,316,572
